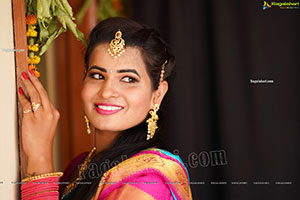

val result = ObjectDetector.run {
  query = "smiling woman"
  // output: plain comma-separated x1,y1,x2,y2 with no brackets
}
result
18,17,193,200
82,45,158,135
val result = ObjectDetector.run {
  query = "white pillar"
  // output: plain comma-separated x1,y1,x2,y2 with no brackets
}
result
0,0,19,199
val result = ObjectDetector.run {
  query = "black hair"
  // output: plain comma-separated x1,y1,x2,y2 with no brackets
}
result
65,17,175,199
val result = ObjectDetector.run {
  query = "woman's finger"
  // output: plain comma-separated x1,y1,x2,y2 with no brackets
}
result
27,70,51,110
18,87,33,116
21,71,43,111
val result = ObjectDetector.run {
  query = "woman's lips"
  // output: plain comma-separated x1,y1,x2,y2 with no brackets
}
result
95,103,124,115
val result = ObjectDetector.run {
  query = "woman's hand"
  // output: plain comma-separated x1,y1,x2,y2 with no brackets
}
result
18,70,60,175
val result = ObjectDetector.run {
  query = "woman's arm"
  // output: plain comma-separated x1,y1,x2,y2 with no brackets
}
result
18,70,61,199
18,70,59,175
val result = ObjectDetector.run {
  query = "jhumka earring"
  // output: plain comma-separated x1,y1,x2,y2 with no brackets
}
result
84,115,91,134
108,30,125,58
146,103,160,140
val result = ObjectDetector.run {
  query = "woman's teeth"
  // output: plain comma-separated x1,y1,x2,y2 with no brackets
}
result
97,105,122,111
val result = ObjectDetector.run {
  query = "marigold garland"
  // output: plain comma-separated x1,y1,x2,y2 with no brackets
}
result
26,14,41,77
26,13,37,25
25,0,86,78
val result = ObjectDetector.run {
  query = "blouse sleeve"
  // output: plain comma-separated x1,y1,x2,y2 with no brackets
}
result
103,173,174,200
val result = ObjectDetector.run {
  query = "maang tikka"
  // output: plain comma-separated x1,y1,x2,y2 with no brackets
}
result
108,30,125,58
146,60,168,140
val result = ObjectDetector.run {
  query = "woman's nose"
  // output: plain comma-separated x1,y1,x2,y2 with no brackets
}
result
98,79,119,99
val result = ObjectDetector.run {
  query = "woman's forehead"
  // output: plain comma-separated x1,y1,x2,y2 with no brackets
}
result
89,44,146,72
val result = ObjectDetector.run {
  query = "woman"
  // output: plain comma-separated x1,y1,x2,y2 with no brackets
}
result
18,17,192,199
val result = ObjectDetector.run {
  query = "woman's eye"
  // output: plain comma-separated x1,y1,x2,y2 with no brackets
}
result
90,73,103,80
122,76,137,83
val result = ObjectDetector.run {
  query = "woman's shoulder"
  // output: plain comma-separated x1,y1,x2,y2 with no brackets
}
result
134,147,189,177
99,148,191,199
117,147,189,179
98,147,192,199
105,147,189,177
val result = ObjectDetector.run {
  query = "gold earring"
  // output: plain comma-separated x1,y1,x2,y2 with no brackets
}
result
84,116,91,134
146,103,159,140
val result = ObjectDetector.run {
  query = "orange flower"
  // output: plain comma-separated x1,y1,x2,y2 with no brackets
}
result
26,14,37,25
34,70,40,78
28,65,36,70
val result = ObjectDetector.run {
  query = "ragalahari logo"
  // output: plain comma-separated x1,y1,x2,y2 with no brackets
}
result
263,1,272,10
262,1,299,10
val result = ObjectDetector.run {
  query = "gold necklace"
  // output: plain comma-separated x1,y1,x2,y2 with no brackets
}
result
61,147,97,199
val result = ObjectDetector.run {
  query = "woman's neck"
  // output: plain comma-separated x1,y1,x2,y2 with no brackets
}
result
93,129,120,153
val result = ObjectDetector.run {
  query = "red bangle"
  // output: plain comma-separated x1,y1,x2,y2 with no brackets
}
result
21,176,60,199
22,191,58,200
22,177,59,190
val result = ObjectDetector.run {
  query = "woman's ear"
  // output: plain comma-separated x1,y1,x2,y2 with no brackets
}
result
151,80,169,107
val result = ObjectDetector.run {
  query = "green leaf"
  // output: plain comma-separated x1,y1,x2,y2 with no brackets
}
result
57,0,74,18
39,26,65,55
28,0,87,56
48,18,59,35
56,7,87,45
27,0,37,15
55,7,67,29
38,20,49,41
37,0,51,19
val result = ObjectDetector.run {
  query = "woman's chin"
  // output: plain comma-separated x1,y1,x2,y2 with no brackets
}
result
94,126,123,133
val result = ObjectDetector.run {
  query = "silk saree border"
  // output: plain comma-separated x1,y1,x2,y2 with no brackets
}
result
93,148,192,200
133,148,190,182
98,168,174,199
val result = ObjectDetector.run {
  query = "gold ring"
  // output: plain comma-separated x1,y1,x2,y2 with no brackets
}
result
23,109,31,114
31,102,41,112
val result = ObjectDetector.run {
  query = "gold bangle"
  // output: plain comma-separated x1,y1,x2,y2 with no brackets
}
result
21,172,63,183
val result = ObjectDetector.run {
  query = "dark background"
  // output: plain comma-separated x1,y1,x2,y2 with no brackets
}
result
129,0,300,199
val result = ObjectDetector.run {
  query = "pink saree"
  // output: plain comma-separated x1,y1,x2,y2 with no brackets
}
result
92,148,192,200
61,148,192,199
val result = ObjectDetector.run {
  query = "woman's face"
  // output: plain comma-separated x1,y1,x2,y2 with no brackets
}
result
81,43,155,133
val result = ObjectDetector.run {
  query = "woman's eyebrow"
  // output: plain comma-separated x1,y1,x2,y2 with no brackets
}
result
117,69,140,78
89,65,107,72
89,66,140,78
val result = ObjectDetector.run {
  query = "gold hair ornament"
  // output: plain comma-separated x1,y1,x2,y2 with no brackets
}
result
108,30,125,58
159,60,168,83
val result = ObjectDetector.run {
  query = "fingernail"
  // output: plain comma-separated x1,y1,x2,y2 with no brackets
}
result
29,69,35,76
18,87,24,95
22,72,28,80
